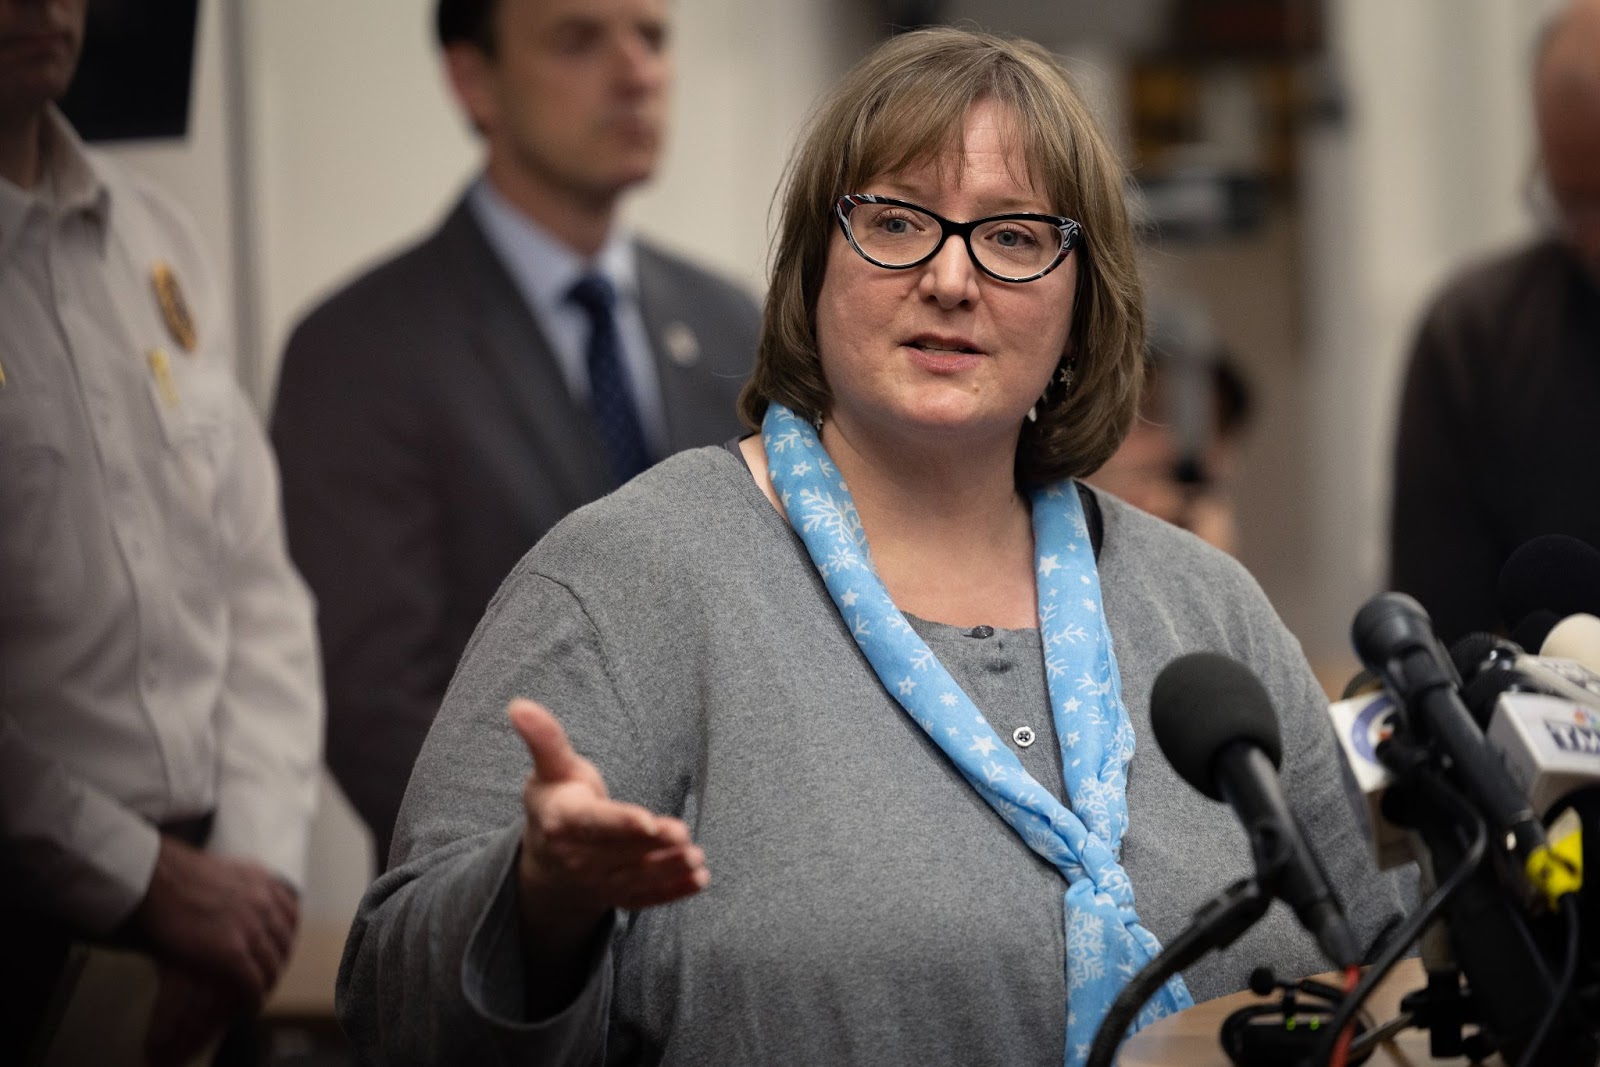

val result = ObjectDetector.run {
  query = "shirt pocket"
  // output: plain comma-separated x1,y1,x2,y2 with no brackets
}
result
0,390,87,624
144,354,233,581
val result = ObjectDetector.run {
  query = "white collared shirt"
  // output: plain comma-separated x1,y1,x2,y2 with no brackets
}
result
0,109,322,932
467,176,669,454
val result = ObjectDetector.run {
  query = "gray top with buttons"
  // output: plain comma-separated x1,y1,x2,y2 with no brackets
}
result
337,447,1404,1067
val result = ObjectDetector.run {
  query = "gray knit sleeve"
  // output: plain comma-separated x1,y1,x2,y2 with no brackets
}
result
336,565,649,1065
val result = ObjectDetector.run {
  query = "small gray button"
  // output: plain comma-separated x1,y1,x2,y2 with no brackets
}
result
1013,726,1036,748
965,625,995,639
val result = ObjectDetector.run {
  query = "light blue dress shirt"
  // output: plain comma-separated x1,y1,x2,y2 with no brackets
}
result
468,177,669,454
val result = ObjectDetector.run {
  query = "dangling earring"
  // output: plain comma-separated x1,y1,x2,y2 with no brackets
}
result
1057,359,1076,396
1029,359,1075,425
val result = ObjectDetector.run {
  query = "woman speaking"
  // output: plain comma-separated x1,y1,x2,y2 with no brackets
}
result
338,27,1400,1066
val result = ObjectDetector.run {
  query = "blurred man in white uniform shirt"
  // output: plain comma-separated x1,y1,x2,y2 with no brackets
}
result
0,0,322,1059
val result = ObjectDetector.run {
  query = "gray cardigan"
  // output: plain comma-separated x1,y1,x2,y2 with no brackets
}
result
337,447,1402,1066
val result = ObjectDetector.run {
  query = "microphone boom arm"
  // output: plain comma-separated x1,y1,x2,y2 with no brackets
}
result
1086,877,1272,1067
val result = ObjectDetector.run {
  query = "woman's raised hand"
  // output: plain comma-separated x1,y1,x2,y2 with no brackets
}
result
509,698,709,957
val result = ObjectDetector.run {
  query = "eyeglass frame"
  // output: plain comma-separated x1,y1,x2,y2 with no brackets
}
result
833,193,1084,284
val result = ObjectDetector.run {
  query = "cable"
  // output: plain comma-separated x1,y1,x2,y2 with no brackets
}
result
1515,893,1582,1067
1314,769,1488,1065
1346,1011,1414,1059
1327,965,1360,1067
1086,877,1270,1067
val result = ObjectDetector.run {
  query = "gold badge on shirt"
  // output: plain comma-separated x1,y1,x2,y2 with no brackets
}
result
147,348,180,408
150,260,197,353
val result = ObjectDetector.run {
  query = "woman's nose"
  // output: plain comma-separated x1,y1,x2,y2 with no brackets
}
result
917,234,980,308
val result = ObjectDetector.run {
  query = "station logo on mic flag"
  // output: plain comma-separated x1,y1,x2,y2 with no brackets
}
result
1544,705,1600,756
1326,693,1412,869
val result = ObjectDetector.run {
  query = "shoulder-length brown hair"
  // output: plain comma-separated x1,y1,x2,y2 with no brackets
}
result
738,27,1144,487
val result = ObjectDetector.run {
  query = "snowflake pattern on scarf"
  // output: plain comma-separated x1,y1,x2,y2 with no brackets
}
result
762,404,1192,1066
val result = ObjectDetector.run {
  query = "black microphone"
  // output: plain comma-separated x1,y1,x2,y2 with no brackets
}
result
1151,652,1361,968
1351,593,1555,890
1450,631,1600,734
1498,534,1600,635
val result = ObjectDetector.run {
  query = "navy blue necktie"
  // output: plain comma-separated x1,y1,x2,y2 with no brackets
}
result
568,273,653,485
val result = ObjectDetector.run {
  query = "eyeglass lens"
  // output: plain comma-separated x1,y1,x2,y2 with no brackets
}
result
848,201,1064,278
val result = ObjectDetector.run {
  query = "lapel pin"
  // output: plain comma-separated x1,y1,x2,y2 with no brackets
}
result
663,321,700,367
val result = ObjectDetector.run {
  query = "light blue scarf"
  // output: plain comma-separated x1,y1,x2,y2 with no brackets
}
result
762,404,1192,1064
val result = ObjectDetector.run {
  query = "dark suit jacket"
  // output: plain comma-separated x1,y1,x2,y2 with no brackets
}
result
270,198,759,862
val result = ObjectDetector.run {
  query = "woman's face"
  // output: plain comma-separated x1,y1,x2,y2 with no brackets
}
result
814,98,1078,456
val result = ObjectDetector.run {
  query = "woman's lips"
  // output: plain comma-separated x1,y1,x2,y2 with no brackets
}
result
902,343,985,373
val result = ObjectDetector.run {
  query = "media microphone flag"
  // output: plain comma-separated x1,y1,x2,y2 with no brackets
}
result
1352,593,1572,906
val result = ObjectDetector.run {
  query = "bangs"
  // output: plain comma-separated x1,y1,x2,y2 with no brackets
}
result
835,57,1084,219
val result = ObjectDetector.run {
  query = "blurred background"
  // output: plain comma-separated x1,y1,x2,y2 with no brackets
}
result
81,0,1561,1049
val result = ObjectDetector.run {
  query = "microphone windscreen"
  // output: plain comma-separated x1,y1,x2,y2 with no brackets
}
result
1448,631,1517,682
1247,967,1277,996
1497,534,1600,632
1511,610,1561,657
1151,652,1281,801
1350,592,1432,672
1541,613,1600,675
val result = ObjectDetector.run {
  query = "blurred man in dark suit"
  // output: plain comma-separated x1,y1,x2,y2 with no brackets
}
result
271,0,759,864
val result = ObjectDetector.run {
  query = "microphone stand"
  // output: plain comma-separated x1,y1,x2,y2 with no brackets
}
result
1371,739,1594,1065
1313,736,1491,1064
1086,877,1271,1067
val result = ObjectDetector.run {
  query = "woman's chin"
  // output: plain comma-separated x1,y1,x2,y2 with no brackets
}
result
853,402,1027,448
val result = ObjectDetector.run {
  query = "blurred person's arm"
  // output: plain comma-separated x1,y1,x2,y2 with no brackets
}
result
0,715,162,933
0,720,295,1002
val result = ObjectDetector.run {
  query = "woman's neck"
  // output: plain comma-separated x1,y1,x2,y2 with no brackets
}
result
820,418,1026,553
752,418,1042,629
